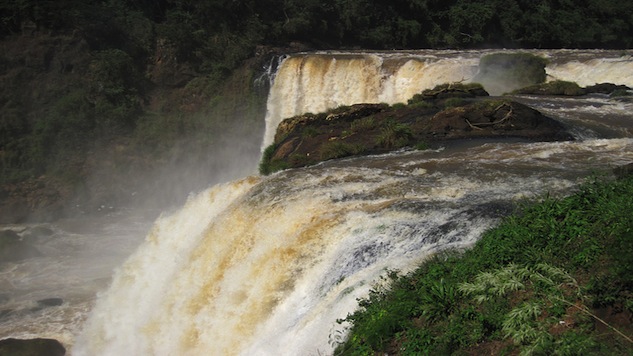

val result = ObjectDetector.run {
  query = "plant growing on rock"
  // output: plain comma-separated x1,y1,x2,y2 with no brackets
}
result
512,80,585,96
319,141,364,161
377,120,413,149
460,263,631,355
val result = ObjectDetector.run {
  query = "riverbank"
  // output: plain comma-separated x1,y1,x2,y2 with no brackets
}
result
335,168,633,355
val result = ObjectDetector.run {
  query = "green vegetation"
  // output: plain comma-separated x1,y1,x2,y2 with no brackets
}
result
350,117,379,133
610,89,633,97
259,143,288,175
320,141,365,161
514,80,586,96
335,173,633,355
1,0,631,210
377,120,413,149
2,0,632,50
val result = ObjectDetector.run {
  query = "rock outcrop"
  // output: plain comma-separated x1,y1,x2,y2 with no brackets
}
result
260,84,573,174
0,338,65,356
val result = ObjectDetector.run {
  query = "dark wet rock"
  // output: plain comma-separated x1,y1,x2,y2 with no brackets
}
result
260,90,573,174
0,338,66,356
274,103,388,144
409,82,489,101
0,230,42,263
421,100,574,141
513,81,632,97
36,298,64,308
585,83,631,95
513,80,585,96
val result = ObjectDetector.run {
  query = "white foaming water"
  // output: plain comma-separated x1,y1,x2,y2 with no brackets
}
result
262,53,479,148
72,137,633,355
546,55,633,88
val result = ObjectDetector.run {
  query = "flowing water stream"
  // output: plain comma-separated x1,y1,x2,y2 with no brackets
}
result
1,50,632,355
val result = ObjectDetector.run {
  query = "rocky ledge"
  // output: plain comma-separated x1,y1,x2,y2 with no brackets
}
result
0,338,65,356
260,83,573,174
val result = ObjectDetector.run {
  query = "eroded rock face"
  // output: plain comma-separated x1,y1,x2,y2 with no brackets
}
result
274,104,388,143
0,338,65,356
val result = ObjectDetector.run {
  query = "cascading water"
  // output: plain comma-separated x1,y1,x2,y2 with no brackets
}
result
262,50,633,149
72,137,633,355
1,50,632,355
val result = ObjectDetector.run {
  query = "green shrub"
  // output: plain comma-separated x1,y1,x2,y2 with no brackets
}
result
442,97,466,108
377,120,413,149
350,117,377,132
302,126,319,137
320,141,364,161
610,89,632,97
513,80,585,96
259,143,286,175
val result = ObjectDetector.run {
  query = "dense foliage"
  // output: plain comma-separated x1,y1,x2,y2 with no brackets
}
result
335,173,633,355
0,0,632,209
2,0,632,50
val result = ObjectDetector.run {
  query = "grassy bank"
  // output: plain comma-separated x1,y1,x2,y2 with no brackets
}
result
335,172,633,355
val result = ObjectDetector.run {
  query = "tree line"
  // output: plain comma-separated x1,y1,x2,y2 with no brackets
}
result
2,0,632,53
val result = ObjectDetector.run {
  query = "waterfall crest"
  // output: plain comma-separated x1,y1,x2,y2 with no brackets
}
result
262,50,633,150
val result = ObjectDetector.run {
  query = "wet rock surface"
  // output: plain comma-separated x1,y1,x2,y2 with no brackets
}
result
0,338,66,356
262,85,574,173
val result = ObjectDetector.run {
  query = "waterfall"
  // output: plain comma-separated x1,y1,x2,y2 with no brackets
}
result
262,50,633,150
262,52,479,149
71,50,633,355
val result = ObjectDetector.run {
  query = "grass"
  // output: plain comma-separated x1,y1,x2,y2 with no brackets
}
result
259,143,289,175
334,173,633,355
320,141,365,161
377,120,413,149
513,80,585,96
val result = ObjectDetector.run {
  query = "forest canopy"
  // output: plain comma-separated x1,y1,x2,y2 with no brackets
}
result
1,0,632,52
0,0,631,218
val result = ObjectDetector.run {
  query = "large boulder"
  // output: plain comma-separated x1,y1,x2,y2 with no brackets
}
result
513,80,585,96
513,81,631,97
260,92,573,174
0,338,65,356
418,100,573,141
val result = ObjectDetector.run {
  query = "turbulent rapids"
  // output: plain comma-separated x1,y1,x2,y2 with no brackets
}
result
1,50,633,355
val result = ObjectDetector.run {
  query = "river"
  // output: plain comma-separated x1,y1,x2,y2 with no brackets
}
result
1,50,632,355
